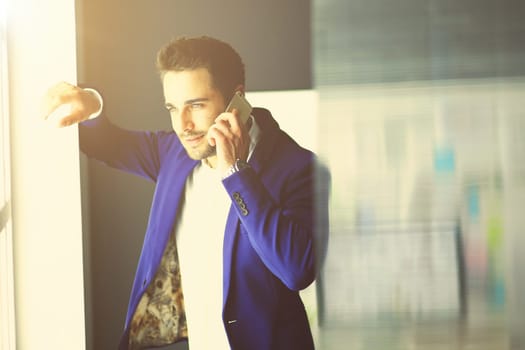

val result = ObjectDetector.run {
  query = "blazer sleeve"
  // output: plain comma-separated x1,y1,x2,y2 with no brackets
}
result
79,115,173,182
222,156,330,291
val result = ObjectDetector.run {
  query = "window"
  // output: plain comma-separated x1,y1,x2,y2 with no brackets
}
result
0,0,16,348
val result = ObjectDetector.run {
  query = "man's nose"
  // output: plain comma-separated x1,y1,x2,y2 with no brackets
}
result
173,109,194,133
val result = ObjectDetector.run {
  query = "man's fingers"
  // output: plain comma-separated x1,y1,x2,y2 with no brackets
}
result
42,92,66,120
41,81,76,120
215,109,241,131
207,124,225,147
212,119,235,139
56,110,85,128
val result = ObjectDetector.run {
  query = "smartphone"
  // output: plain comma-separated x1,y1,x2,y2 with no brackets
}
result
225,91,252,125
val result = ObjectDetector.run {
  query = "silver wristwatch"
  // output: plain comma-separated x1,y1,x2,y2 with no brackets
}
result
223,159,250,179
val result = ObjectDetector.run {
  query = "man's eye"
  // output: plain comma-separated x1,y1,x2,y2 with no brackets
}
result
191,103,204,109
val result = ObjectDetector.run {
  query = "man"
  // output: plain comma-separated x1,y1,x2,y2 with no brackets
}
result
43,36,329,350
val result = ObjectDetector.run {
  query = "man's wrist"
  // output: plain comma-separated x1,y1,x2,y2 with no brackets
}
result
84,88,103,120
222,159,250,179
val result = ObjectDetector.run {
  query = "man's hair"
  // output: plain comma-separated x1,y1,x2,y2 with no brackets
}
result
156,36,245,102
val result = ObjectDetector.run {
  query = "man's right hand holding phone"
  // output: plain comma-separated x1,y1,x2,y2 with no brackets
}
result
208,92,253,174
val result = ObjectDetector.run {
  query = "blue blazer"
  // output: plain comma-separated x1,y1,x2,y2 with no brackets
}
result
80,108,329,350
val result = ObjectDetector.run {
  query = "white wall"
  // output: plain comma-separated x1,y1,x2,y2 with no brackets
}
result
246,90,318,153
7,0,86,349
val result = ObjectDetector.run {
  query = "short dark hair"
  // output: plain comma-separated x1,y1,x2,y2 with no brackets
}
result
156,36,245,102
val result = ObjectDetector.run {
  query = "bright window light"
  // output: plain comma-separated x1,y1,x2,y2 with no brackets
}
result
0,1,16,349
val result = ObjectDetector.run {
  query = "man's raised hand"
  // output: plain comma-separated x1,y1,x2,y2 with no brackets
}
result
42,82,101,127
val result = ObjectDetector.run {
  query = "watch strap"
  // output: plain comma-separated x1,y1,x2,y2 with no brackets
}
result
223,159,250,179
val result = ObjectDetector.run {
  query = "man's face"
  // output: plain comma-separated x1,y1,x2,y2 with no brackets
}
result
163,68,226,160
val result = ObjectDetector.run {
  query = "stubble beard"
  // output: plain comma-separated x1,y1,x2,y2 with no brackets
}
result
185,142,216,160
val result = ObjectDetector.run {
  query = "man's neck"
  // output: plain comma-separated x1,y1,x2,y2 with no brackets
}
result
203,155,217,169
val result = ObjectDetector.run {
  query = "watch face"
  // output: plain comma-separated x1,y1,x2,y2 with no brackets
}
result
235,159,249,171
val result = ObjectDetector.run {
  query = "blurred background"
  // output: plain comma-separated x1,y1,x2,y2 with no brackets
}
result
313,1,525,349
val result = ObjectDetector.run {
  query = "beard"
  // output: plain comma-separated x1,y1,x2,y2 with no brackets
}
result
185,142,216,160
178,130,217,160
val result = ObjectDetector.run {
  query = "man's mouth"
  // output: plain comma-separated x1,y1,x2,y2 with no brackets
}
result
184,134,205,147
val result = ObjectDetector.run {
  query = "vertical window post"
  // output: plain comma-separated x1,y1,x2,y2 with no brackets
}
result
0,0,16,348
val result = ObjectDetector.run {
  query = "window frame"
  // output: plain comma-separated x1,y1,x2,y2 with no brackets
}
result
0,0,16,348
